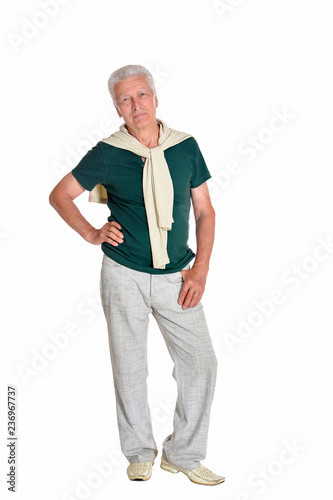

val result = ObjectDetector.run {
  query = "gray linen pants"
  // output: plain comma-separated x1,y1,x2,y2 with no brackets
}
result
100,253,218,470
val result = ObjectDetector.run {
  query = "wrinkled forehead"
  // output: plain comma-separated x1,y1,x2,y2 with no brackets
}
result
114,75,153,97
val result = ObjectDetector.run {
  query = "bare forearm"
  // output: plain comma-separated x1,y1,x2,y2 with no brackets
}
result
49,192,95,242
178,208,215,309
49,172,124,246
193,209,215,275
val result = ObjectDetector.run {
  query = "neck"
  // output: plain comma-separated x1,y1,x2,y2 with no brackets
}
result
126,120,160,148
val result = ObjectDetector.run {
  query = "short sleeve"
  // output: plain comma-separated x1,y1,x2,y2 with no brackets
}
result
71,142,105,191
187,137,212,188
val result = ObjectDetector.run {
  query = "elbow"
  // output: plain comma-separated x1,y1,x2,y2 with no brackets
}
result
49,190,56,208
202,205,216,220
195,206,215,226
209,207,216,227
49,187,62,210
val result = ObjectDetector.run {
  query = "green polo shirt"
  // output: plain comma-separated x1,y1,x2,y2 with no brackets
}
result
71,136,211,274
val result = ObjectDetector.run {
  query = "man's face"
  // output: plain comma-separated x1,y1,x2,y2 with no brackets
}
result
113,75,158,131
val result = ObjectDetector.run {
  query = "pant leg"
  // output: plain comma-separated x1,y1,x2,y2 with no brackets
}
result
150,266,218,470
100,254,158,463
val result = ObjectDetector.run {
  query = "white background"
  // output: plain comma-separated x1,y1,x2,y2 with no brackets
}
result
1,0,333,499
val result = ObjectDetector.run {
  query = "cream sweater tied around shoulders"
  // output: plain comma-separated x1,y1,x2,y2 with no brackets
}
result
89,119,192,269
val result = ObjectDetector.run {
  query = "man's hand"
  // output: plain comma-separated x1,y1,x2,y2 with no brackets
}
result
86,221,124,246
177,182,215,310
178,265,208,310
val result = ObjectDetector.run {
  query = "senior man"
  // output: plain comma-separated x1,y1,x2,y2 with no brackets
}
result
49,64,224,486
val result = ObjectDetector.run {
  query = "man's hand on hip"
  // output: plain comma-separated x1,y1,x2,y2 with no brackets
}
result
178,266,208,310
86,221,124,246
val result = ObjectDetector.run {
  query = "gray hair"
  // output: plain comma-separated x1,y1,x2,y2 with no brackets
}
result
107,64,156,106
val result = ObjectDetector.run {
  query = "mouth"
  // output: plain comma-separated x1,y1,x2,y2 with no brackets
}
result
133,112,146,119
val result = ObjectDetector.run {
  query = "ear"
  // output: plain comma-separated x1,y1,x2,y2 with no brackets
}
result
154,95,158,108
114,104,122,118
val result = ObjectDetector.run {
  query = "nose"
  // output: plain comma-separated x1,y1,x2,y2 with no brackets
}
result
131,97,141,110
